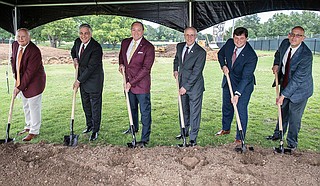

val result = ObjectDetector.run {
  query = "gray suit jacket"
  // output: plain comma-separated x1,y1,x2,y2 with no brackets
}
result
173,42,206,95
274,39,313,103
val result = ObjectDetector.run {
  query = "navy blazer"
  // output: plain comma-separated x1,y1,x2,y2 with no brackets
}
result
71,38,104,93
274,39,313,103
173,42,206,95
218,38,257,95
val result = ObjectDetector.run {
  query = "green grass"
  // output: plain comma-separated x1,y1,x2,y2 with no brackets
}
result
0,52,319,152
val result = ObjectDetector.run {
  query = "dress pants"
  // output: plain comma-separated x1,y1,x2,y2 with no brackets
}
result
181,92,203,142
80,90,102,133
21,93,42,135
128,91,151,142
273,98,308,148
222,83,253,140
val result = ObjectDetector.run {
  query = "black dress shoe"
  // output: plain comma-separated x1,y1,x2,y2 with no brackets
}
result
175,134,189,140
188,140,197,147
82,127,92,134
266,135,280,141
137,141,148,148
122,128,138,135
89,132,98,141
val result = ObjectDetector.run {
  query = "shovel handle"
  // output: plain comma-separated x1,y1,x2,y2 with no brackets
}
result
122,68,134,127
71,66,78,120
7,93,15,123
176,78,185,128
275,74,283,131
225,73,243,131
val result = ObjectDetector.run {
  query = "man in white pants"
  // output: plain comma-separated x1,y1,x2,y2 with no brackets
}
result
11,28,46,141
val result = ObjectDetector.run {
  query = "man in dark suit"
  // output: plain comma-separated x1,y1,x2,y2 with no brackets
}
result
71,23,104,141
119,21,155,147
173,27,206,146
12,28,46,141
266,26,313,150
215,27,258,149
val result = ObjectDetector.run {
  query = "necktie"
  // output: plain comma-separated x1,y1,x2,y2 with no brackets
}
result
183,46,189,63
80,44,85,59
282,48,292,88
232,48,237,66
16,47,23,86
128,41,137,63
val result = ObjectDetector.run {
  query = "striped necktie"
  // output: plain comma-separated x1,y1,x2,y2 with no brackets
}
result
128,41,137,63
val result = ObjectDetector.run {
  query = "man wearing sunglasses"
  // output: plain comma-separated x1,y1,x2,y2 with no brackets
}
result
266,26,313,151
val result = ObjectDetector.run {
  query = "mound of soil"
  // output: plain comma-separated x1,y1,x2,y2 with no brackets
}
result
0,142,319,185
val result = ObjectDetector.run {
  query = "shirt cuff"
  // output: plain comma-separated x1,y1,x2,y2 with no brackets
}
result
235,91,241,96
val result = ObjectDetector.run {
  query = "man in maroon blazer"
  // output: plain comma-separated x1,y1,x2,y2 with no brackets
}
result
119,21,155,147
11,28,46,141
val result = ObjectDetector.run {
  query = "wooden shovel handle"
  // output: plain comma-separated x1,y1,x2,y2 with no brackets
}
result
71,66,78,120
122,68,134,127
275,74,283,131
225,73,243,131
176,78,185,128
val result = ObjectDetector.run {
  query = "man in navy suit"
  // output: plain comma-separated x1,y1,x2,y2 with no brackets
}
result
266,26,313,150
215,27,258,149
71,23,104,141
173,27,206,146
119,21,155,147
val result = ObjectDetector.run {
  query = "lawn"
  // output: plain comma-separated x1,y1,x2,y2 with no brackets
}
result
0,52,319,152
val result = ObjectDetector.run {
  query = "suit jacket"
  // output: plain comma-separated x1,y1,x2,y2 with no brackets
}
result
11,41,46,98
274,39,313,103
71,38,104,93
218,38,257,95
119,37,155,94
173,42,206,95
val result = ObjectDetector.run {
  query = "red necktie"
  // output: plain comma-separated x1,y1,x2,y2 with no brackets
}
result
16,47,23,86
232,48,237,66
282,48,292,88
183,46,189,63
80,44,85,59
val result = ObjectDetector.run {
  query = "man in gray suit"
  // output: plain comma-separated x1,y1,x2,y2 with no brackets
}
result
173,27,206,146
266,26,313,150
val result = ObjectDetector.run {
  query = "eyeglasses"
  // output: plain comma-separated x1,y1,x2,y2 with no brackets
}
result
289,33,304,38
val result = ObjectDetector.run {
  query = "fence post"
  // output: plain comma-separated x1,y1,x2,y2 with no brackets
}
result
314,39,317,55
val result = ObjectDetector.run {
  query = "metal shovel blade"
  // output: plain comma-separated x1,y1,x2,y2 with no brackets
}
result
63,134,79,147
0,138,14,144
274,146,292,154
177,130,187,147
127,140,136,148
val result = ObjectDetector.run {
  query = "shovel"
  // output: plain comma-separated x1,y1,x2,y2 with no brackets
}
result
225,73,254,153
175,78,187,147
63,66,79,146
273,74,292,154
122,68,136,148
0,94,15,143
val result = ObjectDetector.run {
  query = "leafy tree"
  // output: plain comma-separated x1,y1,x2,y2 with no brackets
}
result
0,27,12,43
41,18,77,47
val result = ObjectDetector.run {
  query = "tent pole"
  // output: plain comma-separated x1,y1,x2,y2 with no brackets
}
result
14,6,17,32
188,1,192,27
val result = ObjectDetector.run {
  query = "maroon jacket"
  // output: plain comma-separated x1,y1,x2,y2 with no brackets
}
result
11,41,46,98
119,37,155,94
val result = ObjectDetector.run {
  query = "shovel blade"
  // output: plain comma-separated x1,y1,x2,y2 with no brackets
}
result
63,134,79,147
0,138,14,144
127,140,136,148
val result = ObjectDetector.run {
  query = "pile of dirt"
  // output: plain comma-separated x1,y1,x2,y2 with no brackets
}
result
0,142,319,185
156,44,219,61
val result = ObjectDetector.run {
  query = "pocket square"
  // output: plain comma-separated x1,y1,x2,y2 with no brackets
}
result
138,51,143,54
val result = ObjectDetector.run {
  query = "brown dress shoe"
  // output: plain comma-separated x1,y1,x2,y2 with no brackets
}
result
22,134,37,141
17,129,30,136
215,130,230,136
